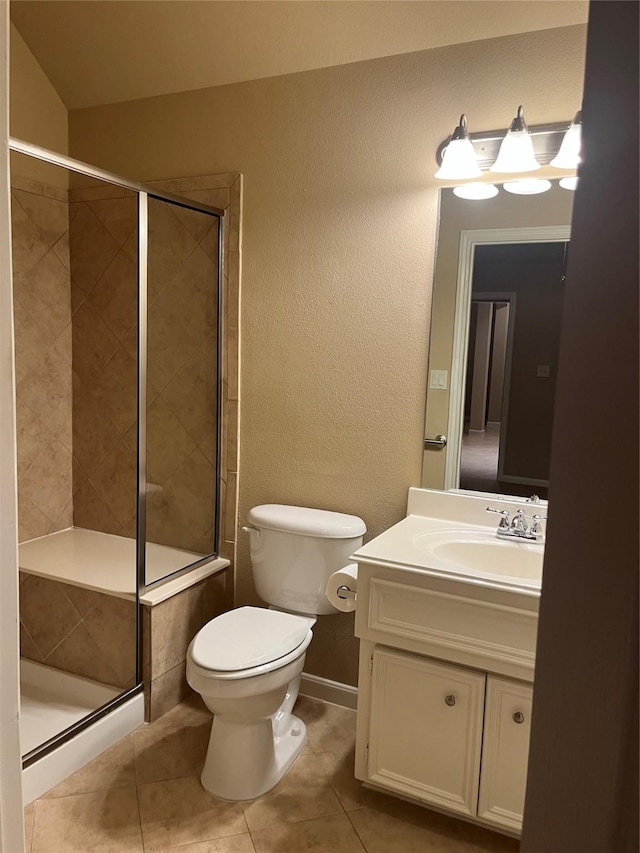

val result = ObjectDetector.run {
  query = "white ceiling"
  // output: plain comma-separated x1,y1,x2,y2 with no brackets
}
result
11,0,589,110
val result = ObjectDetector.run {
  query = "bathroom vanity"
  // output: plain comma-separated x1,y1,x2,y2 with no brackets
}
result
352,488,543,835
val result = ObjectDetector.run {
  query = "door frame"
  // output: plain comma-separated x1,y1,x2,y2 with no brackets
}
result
441,225,571,492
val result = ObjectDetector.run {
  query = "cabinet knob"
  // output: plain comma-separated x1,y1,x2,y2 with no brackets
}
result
444,694,456,707
513,711,525,724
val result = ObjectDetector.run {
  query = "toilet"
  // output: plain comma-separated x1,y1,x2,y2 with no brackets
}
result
186,504,366,801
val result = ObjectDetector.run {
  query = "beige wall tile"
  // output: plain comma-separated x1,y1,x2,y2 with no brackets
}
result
147,661,191,722
73,479,125,536
148,199,197,299
53,231,70,270
150,584,202,677
18,495,54,542
72,300,120,386
83,595,137,685
90,346,138,435
20,439,72,523
45,622,122,687
146,395,197,485
69,202,121,293
14,250,71,346
147,300,197,391
12,297,51,382
13,188,67,246
88,197,137,246
20,620,43,662
201,572,227,623
90,440,137,525
16,399,50,479
161,449,216,543
162,348,216,450
73,390,120,475
10,192,51,276
69,185,127,203
19,574,82,658
17,342,72,447
173,205,216,242
87,251,138,344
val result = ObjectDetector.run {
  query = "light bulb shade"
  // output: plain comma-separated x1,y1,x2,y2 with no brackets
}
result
434,114,482,180
559,176,579,191
490,106,541,173
503,179,551,195
453,183,499,200
550,111,582,169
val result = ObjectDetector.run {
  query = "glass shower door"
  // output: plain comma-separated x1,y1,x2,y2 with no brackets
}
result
143,196,221,586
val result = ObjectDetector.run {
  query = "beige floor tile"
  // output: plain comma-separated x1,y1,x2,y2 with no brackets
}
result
43,735,135,798
316,747,395,813
153,835,255,853
133,696,212,785
348,807,475,853
459,822,520,852
242,752,342,832
30,786,143,853
295,696,357,759
24,802,35,852
251,813,366,853
137,776,247,851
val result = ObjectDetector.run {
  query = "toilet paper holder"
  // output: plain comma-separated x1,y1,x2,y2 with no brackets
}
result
336,585,356,601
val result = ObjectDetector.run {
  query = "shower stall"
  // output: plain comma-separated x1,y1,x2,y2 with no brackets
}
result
9,138,235,801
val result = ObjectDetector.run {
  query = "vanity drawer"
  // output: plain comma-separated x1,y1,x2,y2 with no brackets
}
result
366,577,537,675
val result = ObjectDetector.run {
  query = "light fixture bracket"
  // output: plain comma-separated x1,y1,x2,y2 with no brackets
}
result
436,120,574,170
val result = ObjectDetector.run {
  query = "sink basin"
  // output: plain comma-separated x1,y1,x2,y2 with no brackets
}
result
412,529,543,582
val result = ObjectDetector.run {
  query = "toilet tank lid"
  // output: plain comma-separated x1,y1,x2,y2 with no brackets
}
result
190,606,311,671
247,505,366,538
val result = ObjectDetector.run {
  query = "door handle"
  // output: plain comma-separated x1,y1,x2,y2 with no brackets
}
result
424,434,447,449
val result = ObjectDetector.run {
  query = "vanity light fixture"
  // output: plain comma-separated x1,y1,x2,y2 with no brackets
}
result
503,179,552,195
559,176,579,191
453,183,499,200
550,110,582,169
434,114,483,180
490,106,541,173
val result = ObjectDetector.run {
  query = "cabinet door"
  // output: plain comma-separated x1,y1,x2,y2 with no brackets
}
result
368,648,485,816
478,677,533,832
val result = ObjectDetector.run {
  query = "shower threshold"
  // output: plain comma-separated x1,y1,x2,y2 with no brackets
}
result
20,659,120,755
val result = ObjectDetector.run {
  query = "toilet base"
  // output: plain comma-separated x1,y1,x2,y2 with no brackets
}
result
201,711,307,801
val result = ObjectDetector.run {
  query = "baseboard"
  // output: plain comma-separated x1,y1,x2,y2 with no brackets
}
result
499,474,549,488
299,672,358,710
486,421,501,427
468,428,485,434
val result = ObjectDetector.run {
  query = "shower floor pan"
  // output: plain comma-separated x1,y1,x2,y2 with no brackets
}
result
20,659,120,755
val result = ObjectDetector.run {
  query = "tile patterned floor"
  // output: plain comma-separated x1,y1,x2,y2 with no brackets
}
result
24,695,520,853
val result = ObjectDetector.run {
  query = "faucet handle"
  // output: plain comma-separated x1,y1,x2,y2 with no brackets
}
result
530,514,548,537
486,507,510,529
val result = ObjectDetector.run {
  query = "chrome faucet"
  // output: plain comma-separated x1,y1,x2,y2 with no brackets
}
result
486,507,547,542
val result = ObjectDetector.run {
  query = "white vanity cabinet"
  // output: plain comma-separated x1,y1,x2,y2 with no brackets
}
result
368,648,485,817
354,561,539,836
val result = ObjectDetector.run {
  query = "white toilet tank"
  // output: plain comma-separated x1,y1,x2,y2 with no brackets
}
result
246,505,366,616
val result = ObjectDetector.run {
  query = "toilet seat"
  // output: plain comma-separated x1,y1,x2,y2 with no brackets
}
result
188,606,314,680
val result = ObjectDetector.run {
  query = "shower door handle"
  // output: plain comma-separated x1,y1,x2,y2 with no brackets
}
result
424,434,447,449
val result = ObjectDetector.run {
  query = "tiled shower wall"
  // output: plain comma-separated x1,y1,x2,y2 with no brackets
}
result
11,176,73,543
69,175,241,570
69,186,139,537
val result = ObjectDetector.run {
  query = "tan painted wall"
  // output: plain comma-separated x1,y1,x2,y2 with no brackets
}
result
9,23,68,187
68,25,586,686
423,183,575,490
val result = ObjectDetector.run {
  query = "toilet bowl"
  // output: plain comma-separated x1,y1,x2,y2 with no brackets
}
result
186,606,315,801
187,504,366,801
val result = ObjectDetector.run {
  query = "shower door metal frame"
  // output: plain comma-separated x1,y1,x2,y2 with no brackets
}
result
9,138,225,766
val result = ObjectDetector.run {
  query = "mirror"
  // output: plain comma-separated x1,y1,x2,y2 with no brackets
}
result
422,182,575,497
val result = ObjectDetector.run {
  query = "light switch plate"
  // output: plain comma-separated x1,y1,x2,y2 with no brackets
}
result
429,369,448,390
536,365,551,378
